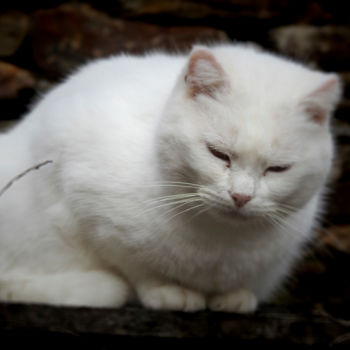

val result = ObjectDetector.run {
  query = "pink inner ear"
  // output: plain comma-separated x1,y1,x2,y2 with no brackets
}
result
304,75,340,125
187,50,224,79
184,49,226,98
311,76,339,95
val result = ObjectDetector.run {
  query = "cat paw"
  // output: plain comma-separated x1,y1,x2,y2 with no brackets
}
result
208,289,257,313
139,284,206,312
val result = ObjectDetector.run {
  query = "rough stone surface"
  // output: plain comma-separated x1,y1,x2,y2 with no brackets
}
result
328,182,350,223
113,0,288,21
1,302,350,346
340,72,350,99
0,61,35,99
31,3,228,78
319,225,350,254
270,25,350,70
103,0,350,26
0,11,30,57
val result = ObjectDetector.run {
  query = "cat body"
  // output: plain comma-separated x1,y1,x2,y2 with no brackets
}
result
0,44,341,312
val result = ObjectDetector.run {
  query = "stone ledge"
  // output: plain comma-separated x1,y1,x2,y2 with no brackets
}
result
1,302,350,347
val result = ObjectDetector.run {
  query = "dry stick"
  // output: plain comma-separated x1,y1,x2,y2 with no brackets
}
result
0,160,53,197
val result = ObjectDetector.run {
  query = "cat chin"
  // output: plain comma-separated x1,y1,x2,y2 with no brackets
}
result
203,205,271,227
206,206,251,223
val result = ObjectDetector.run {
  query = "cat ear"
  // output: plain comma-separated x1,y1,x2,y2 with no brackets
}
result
184,47,228,99
302,74,342,125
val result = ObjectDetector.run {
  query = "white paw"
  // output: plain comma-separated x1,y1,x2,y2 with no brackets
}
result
139,284,206,312
208,289,257,313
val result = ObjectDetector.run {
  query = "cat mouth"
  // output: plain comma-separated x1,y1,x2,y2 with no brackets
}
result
199,191,252,221
208,205,249,221
223,209,249,220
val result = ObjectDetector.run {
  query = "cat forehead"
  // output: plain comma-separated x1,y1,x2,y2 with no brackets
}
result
209,46,319,101
213,46,303,79
203,93,295,134
202,103,299,157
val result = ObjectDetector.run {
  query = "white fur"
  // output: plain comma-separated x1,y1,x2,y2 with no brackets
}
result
0,44,341,312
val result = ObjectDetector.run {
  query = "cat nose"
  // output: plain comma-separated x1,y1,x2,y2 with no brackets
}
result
231,193,252,208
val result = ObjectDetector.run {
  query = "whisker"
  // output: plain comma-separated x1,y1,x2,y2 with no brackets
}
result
142,181,201,190
167,202,205,222
145,192,199,205
274,207,299,222
264,211,301,238
191,206,209,218
162,198,203,219
144,197,202,215
265,214,291,236
188,203,212,221
277,202,299,213
151,180,201,187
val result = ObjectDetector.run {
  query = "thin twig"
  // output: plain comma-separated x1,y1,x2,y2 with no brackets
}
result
0,160,53,197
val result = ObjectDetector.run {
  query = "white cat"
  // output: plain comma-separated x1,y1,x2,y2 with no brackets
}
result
0,44,341,313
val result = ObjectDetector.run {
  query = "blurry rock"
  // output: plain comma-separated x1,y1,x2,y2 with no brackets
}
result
332,118,350,172
319,225,350,254
114,0,284,20
337,144,350,182
328,134,350,223
107,0,344,24
335,100,350,123
0,61,35,99
334,118,350,140
331,140,350,187
340,72,350,99
31,3,228,79
328,181,350,223
270,25,350,70
0,11,30,57
323,115,350,223
283,225,350,304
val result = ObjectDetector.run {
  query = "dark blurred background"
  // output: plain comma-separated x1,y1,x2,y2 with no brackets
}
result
0,0,350,306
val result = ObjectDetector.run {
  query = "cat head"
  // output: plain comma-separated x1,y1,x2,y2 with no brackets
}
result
157,44,341,223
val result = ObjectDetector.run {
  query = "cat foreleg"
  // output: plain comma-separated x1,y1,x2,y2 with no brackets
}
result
208,289,258,313
0,270,131,307
136,281,206,312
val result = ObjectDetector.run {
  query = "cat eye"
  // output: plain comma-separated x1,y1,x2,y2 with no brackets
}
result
207,144,231,165
264,165,291,175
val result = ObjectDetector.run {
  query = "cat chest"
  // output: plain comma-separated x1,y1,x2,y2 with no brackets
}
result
149,238,276,294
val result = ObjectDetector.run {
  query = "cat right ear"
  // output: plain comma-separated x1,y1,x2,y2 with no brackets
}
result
184,47,229,99
302,74,342,125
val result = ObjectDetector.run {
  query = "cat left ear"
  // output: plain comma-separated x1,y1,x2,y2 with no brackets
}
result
184,47,229,99
302,74,342,125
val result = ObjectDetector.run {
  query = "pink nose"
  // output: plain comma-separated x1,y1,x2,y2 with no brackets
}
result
231,193,252,208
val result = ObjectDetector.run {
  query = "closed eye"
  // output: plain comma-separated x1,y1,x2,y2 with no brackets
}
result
264,165,291,175
207,144,231,165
